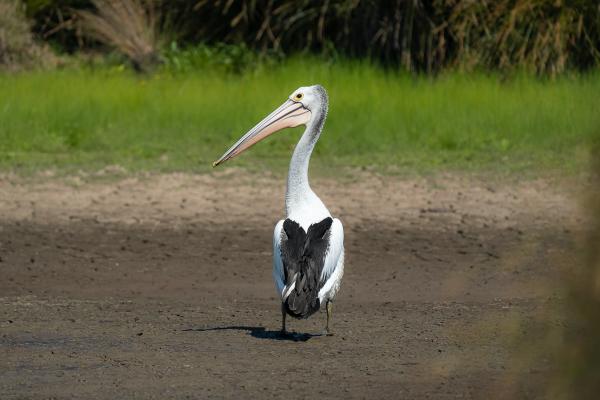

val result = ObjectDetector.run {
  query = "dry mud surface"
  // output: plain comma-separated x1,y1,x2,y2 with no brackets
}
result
0,171,584,399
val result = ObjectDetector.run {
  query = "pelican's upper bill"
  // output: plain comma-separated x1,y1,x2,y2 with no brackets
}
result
212,86,328,167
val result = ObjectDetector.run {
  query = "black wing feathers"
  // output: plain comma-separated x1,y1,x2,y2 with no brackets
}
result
281,217,333,319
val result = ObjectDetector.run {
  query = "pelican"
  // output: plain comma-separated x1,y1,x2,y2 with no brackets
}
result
213,85,344,336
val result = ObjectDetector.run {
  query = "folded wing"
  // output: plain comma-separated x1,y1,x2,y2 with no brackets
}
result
273,217,333,319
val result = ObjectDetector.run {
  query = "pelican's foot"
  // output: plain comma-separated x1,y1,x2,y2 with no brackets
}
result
323,329,334,337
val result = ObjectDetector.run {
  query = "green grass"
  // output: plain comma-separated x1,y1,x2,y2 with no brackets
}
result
1,59,599,176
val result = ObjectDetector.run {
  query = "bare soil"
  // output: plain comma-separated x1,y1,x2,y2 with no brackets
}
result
0,171,583,399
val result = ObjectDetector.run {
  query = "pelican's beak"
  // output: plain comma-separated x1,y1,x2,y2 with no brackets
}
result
213,99,311,167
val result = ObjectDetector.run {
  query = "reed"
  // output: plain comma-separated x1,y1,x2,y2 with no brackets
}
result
25,0,600,74
75,0,160,71
0,0,55,70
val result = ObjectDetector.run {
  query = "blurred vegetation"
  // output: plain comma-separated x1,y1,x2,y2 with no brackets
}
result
0,0,57,70
74,0,160,72
554,142,600,399
20,0,600,75
0,60,597,174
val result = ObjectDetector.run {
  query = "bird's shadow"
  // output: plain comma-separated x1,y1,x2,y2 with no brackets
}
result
182,326,323,342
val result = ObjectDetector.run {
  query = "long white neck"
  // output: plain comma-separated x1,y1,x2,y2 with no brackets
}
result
285,108,329,221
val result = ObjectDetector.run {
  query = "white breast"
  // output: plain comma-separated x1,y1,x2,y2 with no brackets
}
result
286,189,331,231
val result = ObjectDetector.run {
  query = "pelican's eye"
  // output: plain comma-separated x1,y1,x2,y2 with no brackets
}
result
294,93,304,101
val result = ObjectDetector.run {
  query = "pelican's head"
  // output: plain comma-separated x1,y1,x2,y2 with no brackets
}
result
213,85,327,167
288,85,328,114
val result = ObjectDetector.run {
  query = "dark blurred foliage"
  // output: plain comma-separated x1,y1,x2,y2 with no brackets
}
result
24,0,92,50
22,0,600,74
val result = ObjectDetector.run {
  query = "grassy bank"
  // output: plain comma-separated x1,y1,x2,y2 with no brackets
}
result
1,59,598,176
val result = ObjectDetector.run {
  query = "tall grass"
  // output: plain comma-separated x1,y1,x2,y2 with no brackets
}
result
76,0,160,72
0,59,598,174
0,0,56,70
188,0,600,74
26,0,600,74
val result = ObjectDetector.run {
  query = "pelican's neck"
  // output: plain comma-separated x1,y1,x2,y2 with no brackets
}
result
285,107,327,218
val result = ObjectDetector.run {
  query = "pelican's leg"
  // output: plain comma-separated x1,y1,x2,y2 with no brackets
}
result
325,300,334,336
281,303,287,335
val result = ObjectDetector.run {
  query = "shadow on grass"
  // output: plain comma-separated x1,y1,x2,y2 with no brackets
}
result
182,326,324,342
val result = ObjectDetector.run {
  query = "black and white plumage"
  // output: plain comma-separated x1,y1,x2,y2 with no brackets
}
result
214,85,344,335
280,217,333,318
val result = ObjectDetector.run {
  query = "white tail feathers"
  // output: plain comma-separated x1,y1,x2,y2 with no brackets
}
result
281,273,298,301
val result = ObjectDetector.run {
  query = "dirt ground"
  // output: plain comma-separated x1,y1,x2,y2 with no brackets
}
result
0,170,584,399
